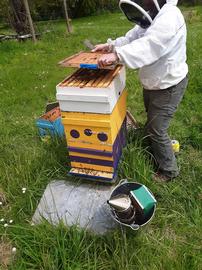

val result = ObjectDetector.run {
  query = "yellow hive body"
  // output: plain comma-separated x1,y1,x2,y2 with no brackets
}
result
61,89,127,152
61,89,127,174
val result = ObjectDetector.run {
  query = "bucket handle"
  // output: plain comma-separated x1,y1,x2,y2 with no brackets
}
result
118,179,128,186
130,224,140,231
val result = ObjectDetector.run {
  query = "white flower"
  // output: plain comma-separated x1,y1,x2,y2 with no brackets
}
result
0,218,4,222
0,202,2,205
12,247,17,253
4,223,8,227
9,220,13,224
22,188,27,193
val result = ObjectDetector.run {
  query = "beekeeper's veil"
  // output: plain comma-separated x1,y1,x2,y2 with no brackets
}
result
119,0,167,28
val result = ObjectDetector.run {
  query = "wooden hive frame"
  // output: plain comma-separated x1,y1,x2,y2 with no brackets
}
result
58,51,116,70
59,65,122,88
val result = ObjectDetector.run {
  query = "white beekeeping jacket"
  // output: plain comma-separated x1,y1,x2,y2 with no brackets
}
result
109,0,188,90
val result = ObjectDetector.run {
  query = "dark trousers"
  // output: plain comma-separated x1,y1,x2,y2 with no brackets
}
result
143,76,188,178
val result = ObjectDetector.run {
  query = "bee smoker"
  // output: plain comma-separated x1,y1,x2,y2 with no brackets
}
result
107,195,136,225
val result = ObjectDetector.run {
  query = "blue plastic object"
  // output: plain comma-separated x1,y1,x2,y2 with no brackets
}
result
80,63,98,69
36,103,64,138
36,117,64,138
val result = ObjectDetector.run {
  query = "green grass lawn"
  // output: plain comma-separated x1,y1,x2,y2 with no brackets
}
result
0,6,202,270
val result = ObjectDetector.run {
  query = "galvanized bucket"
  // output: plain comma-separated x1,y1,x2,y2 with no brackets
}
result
108,179,156,230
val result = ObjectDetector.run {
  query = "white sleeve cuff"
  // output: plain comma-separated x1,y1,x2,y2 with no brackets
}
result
114,47,125,65
107,38,116,52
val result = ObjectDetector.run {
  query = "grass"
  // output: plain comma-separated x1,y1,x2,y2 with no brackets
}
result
0,6,202,270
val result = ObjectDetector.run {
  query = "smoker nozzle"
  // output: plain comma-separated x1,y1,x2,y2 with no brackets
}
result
107,195,132,212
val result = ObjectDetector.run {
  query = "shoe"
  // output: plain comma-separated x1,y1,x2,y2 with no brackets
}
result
152,172,172,183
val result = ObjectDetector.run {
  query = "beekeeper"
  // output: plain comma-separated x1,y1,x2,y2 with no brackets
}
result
92,0,188,182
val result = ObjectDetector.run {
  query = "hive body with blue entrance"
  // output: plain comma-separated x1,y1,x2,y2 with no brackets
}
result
56,52,127,183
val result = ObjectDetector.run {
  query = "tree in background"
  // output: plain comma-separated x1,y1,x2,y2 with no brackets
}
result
8,0,36,41
63,0,72,33
0,0,201,27
22,0,36,42
68,0,97,17
178,0,202,5
9,0,29,34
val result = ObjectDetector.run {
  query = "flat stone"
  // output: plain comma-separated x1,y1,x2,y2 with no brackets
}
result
32,180,118,234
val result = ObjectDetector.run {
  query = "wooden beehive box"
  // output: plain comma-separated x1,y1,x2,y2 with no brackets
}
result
68,118,127,175
58,51,117,70
56,65,125,114
61,89,127,149
36,103,64,138
61,89,127,173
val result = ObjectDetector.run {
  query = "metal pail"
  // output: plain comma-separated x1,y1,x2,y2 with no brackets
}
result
108,179,156,230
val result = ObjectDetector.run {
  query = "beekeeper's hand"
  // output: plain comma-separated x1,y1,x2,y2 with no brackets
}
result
91,43,110,52
98,53,118,68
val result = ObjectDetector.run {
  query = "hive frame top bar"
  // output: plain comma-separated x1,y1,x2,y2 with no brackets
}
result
58,65,123,88
58,51,119,70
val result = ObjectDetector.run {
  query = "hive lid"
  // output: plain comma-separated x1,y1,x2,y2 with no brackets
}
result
58,51,118,70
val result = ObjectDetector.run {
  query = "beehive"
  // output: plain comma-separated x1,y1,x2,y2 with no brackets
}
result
57,52,127,182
